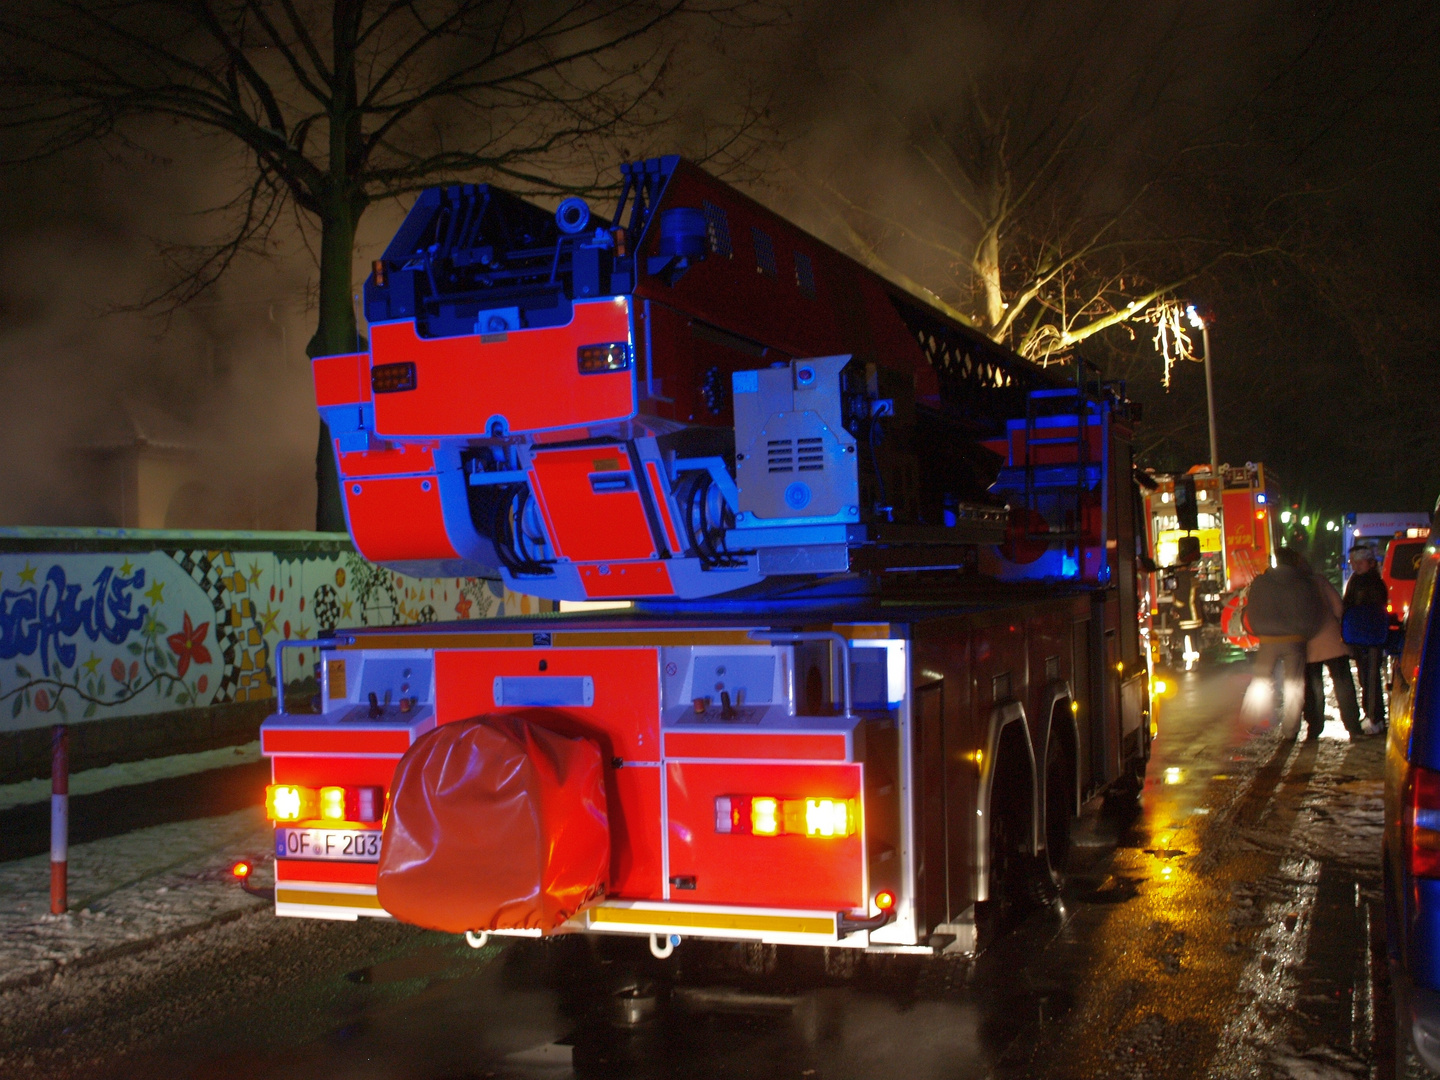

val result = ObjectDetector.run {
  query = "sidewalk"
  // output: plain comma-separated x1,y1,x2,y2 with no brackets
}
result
0,741,262,812
0,806,274,992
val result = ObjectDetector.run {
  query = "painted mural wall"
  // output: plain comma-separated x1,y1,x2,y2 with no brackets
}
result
0,530,504,734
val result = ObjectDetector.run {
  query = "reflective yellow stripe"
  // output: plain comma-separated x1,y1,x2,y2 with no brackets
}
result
276,888,384,910
587,906,835,936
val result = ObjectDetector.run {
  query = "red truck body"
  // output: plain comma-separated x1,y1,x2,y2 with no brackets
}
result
262,158,1150,954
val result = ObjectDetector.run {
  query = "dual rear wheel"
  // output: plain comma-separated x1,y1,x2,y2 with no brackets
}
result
979,729,1074,945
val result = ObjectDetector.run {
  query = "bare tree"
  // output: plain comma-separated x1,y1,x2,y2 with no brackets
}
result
791,2,1286,380
0,0,761,527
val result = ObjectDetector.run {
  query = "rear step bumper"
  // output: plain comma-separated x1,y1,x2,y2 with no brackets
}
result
272,885,874,947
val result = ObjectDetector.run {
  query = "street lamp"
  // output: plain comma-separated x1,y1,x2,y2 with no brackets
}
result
1186,305,1219,478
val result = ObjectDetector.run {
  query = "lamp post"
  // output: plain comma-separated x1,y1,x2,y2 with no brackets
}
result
1187,305,1219,477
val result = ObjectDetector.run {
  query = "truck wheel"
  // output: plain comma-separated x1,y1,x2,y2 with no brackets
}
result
977,779,1032,946
822,946,861,981
733,941,778,977
1104,757,1146,814
1043,736,1074,886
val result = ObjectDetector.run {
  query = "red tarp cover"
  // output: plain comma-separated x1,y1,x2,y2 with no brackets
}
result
376,716,609,933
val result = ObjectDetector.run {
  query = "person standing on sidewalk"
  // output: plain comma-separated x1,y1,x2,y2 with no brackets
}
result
1241,547,1327,739
1344,545,1390,734
1301,555,1364,740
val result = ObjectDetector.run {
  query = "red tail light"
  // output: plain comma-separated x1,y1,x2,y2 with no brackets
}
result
1409,765,1440,878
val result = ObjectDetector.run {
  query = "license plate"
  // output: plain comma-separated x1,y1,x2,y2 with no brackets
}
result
275,827,382,862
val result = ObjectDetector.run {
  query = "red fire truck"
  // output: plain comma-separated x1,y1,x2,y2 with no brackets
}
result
1141,463,1278,663
261,157,1151,957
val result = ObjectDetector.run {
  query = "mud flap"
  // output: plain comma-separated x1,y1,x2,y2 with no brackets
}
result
377,716,609,933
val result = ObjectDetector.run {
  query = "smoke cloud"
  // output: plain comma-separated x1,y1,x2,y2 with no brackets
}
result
0,0,1435,522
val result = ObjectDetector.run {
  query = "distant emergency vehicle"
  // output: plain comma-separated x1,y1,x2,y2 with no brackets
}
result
1383,526,1432,622
1141,463,1278,662
1343,512,1432,585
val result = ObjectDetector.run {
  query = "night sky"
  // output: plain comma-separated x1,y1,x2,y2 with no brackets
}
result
0,0,1436,526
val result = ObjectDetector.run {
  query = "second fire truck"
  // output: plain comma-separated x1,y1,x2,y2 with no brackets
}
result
259,157,1152,957
1141,463,1279,664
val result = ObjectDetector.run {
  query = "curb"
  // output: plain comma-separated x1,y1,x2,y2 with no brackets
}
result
0,896,270,996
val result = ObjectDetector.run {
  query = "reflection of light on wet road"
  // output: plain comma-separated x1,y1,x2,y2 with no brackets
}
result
1205,740,1344,1079
1316,662,1369,741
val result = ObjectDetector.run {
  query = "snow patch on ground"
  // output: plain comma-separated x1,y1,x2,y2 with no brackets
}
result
0,807,273,990
0,741,262,811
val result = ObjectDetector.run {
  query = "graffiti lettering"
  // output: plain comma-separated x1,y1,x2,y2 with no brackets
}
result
0,566,149,675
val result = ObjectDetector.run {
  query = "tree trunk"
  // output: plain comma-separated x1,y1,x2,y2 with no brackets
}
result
979,227,1004,334
310,13,364,535
308,188,359,533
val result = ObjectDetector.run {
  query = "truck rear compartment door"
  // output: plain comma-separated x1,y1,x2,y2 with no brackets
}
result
434,647,664,900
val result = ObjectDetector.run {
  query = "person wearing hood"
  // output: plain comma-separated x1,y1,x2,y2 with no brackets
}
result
1240,547,1327,739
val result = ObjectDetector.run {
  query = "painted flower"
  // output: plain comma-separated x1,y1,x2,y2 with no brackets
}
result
34,689,50,712
166,612,213,679
111,658,126,683
197,675,208,694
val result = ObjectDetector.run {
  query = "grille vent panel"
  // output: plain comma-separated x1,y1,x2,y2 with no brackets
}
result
765,436,827,473
797,436,824,471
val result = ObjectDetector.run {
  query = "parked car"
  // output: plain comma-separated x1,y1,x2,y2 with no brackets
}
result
1384,528,1440,1075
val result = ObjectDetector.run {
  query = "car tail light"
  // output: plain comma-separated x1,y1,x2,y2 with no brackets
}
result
714,796,854,838
266,784,317,822
577,342,630,374
1409,766,1440,878
371,361,417,393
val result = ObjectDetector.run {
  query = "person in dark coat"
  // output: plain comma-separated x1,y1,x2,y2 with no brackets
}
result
1344,545,1390,732
1242,547,1327,739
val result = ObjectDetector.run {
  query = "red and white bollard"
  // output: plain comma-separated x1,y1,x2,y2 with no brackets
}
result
50,724,68,915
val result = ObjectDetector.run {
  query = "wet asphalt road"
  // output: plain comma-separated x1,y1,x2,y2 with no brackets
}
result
0,659,1393,1080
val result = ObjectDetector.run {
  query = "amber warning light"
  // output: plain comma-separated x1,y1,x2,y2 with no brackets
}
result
714,795,853,838
577,342,631,375
371,361,417,394
231,860,252,880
